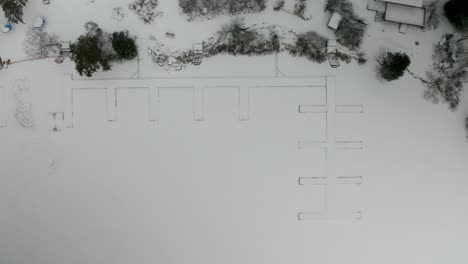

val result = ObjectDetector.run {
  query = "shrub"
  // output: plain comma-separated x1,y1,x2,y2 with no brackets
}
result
379,52,411,81
287,31,327,63
111,31,138,60
444,0,468,31
0,0,28,24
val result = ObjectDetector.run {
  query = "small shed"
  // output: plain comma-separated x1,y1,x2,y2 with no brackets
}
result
328,12,343,30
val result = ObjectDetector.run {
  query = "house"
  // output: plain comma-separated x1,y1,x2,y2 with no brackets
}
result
368,0,427,27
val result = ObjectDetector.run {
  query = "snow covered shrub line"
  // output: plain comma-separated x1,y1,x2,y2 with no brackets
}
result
204,18,279,56
286,31,327,63
179,0,266,19
147,18,280,71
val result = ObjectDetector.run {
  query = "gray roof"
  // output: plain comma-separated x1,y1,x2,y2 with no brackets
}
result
380,0,423,8
385,3,426,26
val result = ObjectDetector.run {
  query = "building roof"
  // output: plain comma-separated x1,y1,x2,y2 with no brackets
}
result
385,3,426,26
327,12,343,30
380,0,423,8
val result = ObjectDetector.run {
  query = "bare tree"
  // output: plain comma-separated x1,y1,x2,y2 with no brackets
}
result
23,27,59,59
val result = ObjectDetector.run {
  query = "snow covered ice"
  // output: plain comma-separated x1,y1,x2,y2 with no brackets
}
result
0,0,468,264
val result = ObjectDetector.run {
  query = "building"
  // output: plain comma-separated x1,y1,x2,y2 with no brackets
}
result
368,0,427,27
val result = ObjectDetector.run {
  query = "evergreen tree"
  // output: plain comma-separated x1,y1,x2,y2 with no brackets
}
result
379,52,411,81
444,0,468,31
70,34,111,77
111,31,138,60
0,0,28,24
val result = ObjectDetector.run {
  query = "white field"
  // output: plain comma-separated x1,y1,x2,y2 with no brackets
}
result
1,0,468,264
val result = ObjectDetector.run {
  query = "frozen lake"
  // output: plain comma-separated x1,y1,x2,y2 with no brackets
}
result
1,0,468,263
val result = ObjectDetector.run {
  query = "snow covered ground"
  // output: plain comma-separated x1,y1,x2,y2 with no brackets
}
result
1,0,468,263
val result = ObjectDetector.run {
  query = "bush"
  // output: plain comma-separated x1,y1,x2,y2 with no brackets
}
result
287,31,327,63
111,31,138,60
444,0,468,31
0,0,28,24
179,0,266,19
379,52,411,81
206,18,279,56
325,0,367,50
